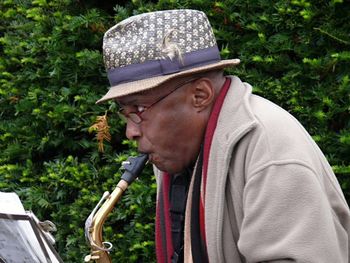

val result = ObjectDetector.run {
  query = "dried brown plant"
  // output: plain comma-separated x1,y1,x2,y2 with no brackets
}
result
89,113,111,152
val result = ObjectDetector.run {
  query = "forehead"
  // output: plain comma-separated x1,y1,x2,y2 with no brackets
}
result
116,86,164,106
116,77,186,106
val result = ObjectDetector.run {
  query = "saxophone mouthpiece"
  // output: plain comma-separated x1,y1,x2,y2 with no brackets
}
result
121,154,149,184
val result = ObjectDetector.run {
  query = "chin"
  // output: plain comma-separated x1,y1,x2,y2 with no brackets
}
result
153,162,181,175
151,154,188,174
155,164,174,174
159,164,187,175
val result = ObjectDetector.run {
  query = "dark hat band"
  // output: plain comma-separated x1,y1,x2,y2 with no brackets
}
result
107,46,221,86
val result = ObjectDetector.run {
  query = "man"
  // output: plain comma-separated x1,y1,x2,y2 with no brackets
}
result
97,9,350,263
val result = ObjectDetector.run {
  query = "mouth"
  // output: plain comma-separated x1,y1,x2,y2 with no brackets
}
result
137,150,162,169
137,148,153,161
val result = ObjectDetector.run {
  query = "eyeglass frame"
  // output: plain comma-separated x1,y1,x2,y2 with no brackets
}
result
117,77,200,124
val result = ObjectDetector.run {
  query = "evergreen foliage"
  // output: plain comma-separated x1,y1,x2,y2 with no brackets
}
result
0,0,349,262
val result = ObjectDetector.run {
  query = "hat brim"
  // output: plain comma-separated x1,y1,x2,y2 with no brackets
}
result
96,58,240,104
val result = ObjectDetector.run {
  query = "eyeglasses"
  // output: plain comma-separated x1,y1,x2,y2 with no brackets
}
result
118,77,199,124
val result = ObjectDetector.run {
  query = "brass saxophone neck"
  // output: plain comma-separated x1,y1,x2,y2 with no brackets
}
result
84,154,148,263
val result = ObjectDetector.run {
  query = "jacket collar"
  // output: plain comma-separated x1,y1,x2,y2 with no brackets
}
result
214,75,258,146
203,76,258,261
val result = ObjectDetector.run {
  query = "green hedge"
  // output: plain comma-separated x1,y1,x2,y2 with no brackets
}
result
0,0,349,262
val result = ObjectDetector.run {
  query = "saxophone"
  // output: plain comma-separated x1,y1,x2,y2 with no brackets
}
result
84,154,148,263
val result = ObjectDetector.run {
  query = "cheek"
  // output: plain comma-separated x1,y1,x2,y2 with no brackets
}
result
144,112,184,150
143,105,202,165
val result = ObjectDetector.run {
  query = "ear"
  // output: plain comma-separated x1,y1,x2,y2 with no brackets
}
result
191,79,216,112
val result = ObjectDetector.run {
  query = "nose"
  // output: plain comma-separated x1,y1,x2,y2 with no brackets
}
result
125,120,142,140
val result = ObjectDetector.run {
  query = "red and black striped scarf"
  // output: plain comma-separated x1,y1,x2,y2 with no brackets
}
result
156,78,231,262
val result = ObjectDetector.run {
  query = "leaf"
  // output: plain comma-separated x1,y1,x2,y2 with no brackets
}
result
89,113,111,152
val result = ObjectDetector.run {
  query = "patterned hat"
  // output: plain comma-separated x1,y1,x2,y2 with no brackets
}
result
96,9,240,103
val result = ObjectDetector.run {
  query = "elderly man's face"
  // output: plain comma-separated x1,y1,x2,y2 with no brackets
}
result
117,77,208,174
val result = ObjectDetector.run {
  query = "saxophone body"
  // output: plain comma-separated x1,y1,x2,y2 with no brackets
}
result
84,154,148,263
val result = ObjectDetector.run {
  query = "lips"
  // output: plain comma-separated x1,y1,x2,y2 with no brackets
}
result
137,148,160,168
137,148,153,162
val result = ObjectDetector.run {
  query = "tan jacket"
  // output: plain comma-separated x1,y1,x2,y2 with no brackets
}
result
158,76,350,262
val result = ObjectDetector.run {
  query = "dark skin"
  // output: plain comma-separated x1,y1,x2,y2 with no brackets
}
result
117,70,226,174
